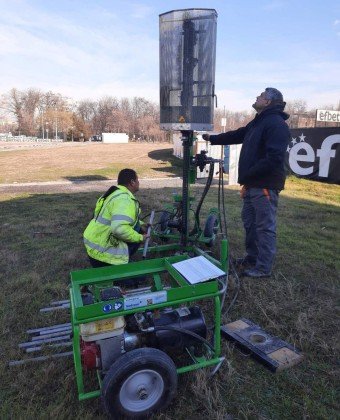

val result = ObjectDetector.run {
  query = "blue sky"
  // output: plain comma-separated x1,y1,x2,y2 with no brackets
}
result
0,0,339,111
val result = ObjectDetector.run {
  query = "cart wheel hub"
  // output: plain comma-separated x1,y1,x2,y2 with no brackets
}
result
119,369,165,411
138,388,148,400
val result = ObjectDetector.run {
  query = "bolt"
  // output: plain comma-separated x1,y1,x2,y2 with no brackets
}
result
138,388,148,400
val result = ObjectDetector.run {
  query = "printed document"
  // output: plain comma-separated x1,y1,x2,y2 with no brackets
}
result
172,256,226,284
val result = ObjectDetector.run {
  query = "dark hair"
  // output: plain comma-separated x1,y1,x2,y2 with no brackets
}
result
117,168,138,186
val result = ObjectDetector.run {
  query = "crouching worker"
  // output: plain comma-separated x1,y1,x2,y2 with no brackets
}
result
84,168,149,268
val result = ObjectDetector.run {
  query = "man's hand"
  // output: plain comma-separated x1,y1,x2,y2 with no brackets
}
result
202,133,210,141
142,233,150,242
140,223,151,234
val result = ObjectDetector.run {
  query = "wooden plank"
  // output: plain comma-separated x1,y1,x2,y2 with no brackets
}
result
225,319,249,331
269,347,304,371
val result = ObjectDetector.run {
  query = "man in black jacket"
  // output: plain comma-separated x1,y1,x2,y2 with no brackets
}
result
203,87,291,278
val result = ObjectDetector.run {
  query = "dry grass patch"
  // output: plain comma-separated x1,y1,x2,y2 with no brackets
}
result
0,142,181,183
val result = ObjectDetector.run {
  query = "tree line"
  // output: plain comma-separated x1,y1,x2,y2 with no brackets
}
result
0,88,339,141
0,88,165,142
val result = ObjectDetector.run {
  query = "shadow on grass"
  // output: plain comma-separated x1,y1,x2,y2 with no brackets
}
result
64,175,110,182
0,187,339,419
148,148,182,177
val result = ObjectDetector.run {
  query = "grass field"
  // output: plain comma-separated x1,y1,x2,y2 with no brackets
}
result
0,143,339,419
0,142,180,183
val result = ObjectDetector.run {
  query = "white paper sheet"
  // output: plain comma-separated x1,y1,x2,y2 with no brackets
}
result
172,256,226,284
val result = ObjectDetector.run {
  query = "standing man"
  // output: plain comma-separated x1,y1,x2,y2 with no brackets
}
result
203,88,291,278
84,168,148,268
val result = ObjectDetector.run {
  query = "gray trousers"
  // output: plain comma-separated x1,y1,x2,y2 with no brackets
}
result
241,188,279,274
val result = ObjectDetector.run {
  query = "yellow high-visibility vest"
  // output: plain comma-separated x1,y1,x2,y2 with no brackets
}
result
83,185,143,265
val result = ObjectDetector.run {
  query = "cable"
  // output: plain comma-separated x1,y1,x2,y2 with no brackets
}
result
214,163,239,318
153,325,215,352
222,256,241,318
218,276,229,312
217,164,223,235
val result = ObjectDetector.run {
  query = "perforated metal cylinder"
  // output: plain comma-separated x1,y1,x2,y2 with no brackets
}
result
159,9,217,131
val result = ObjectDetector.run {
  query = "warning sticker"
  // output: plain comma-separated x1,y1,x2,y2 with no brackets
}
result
124,291,167,310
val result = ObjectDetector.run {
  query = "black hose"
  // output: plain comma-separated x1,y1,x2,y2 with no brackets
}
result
153,325,215,352
194,162,215,230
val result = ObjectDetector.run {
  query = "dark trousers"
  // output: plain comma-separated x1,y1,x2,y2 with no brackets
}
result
241,188,279,274
88,256,110,268
88,250,144,288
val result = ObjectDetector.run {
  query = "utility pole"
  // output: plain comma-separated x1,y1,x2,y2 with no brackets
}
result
221,105,227,167
55,104,58,140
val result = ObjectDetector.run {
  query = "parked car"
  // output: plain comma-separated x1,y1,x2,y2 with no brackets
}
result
89,135,102,142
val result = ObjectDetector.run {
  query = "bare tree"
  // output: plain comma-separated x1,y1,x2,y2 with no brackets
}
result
77,100,96,123
213,108,253,133
94,96,119,133
2,88,42,135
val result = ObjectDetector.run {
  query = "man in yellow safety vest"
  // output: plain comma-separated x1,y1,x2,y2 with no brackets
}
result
84,168,148,268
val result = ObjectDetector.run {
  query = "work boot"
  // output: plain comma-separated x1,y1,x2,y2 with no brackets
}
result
231,255,256,269
242,268,271,278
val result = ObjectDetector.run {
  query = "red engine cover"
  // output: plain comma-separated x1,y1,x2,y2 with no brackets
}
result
81,340,100,370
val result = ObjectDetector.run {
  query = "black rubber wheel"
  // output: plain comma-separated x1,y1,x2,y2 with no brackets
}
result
203,214,219,247
102,347,177,419
159,211,171,232
203,214,219,237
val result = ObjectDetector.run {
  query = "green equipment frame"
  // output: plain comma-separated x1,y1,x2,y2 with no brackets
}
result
70,240,228,401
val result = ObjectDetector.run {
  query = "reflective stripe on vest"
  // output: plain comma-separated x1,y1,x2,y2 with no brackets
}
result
111,214,134,223
84,238,128,256
96,215,111,226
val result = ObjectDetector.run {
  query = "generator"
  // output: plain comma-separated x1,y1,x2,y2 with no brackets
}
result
70,253,226,418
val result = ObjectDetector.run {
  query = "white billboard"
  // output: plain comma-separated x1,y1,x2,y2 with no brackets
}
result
316,110,340,123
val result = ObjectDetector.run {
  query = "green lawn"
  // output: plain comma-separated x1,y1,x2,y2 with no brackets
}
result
0,176,339,419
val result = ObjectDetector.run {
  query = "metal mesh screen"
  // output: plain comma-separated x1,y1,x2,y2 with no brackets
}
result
159,9,217,131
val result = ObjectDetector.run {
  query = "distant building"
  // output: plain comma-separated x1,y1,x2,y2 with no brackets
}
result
102,133,129,143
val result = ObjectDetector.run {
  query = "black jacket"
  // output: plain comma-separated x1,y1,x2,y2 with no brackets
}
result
210,104,291,190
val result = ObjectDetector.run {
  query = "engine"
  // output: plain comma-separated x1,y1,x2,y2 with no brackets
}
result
80,287,207,372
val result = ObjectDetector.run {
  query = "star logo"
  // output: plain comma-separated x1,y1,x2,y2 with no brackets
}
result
286,133,309,154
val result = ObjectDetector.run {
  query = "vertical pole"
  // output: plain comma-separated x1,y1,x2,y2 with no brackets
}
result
214,295,221,357
181,130,193,248
223,105,226,132
221,107,227,171
314,110,317,128
220,238,229,273
42,115,44,140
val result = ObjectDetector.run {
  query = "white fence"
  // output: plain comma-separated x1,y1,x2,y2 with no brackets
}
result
0,135,63,143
